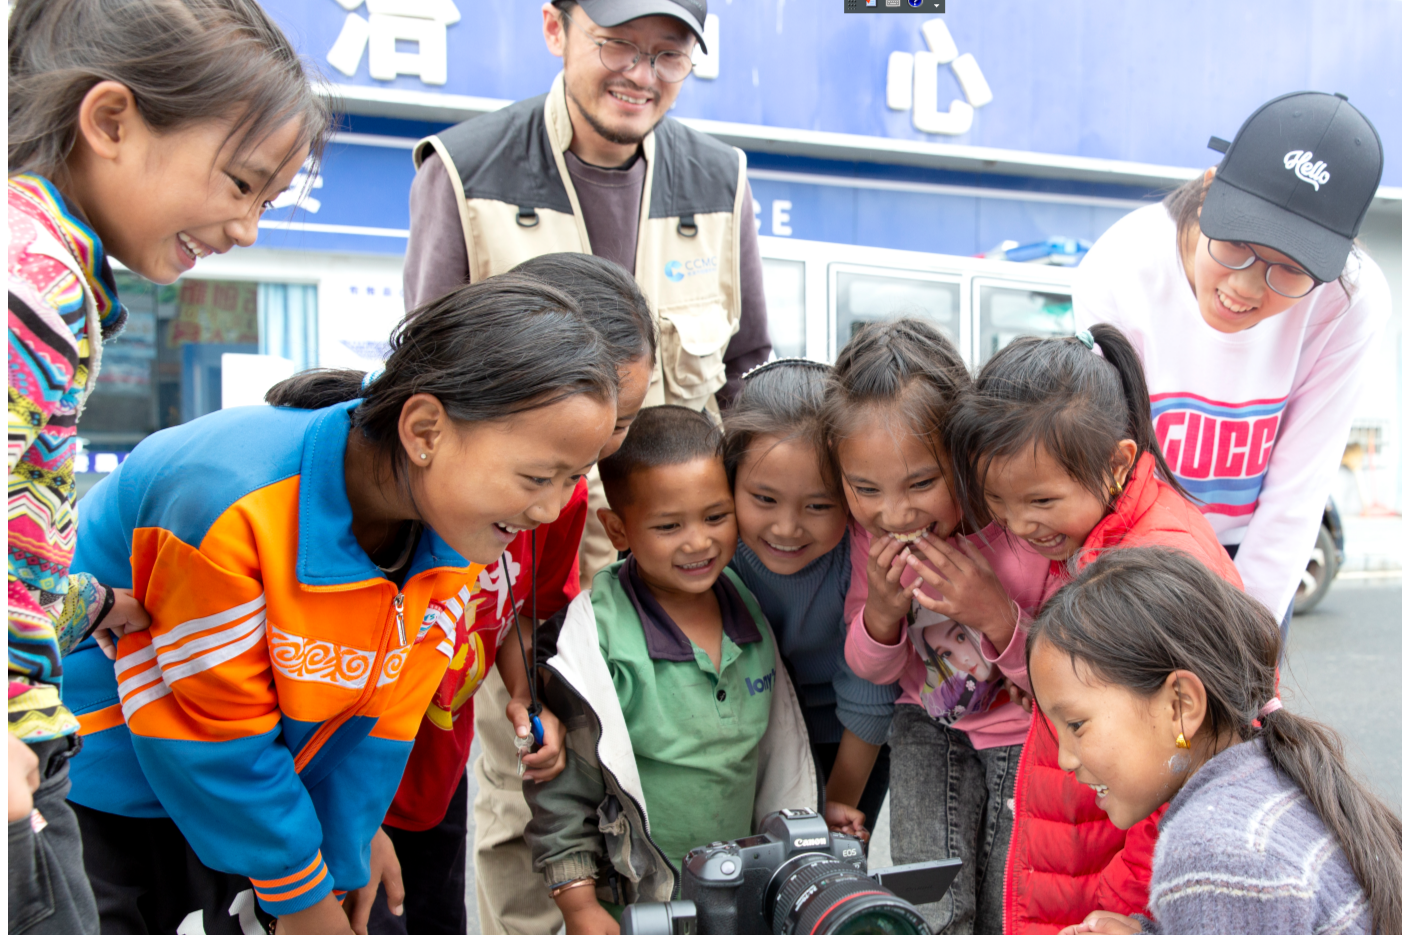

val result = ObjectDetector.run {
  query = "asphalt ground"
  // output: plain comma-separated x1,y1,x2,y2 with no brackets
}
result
1281,577,1402,809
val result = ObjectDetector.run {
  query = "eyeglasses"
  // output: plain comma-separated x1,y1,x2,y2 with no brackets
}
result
1205,239,1320,299
561,11,694,83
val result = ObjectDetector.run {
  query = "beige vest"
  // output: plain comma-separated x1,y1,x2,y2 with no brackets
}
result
415,73,747,411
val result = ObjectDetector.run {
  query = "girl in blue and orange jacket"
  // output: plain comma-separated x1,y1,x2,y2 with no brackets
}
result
63,278,618,935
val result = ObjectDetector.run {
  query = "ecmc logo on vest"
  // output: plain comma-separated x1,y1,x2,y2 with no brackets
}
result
1151,393,1287,517
665,256,720,283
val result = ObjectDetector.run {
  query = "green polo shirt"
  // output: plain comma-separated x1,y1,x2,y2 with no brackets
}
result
592,559,777,870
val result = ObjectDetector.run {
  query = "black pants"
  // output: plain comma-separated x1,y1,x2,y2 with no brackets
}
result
368,771,470,935
73,802,273,935
812,740,892,831
9,736,99,935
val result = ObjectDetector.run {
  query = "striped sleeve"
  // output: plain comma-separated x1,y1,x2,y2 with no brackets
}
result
112,529,331,915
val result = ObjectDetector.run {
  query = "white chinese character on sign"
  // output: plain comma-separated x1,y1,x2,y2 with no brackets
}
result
885,20,992,136
325,0,461,86
269,159,323,213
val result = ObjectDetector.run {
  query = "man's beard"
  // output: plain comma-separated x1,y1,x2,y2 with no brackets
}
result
566,80,663,146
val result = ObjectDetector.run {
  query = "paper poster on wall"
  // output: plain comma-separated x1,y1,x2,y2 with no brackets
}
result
317,274,407,370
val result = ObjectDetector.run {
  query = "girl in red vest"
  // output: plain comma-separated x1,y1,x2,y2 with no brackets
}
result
927,323,1244,934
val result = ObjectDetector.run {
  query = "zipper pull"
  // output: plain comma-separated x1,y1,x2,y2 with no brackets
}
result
394,593,406,647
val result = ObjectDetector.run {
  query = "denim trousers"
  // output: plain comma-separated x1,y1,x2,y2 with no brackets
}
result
887,705,1022,935
8,736,99,935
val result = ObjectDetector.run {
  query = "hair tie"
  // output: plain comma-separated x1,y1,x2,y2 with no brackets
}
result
1259,697,1283,717
361,367,385,392
741,357,831,381
1074,330,1105,358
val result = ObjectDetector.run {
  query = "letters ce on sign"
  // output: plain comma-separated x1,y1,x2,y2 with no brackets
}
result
885,20,992,135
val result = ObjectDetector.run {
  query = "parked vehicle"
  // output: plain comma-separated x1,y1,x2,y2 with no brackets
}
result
1297,497,1346,615
757,235,1077,366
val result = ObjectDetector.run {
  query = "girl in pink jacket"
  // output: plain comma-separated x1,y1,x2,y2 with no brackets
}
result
826,318,1042,935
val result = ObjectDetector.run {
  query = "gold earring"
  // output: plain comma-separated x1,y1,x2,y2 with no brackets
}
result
1112,478,1125,495
1175,733,1190,749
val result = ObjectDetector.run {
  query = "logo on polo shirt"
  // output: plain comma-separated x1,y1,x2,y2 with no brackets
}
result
1284,150,1330,191
745,668,776,696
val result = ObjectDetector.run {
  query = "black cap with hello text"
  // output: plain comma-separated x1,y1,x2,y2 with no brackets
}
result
567,0,708,53
1201,91,1383,283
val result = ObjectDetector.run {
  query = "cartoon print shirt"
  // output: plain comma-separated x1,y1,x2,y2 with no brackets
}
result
908,607,1002,725
383,480,589,831
1074,203,1391,622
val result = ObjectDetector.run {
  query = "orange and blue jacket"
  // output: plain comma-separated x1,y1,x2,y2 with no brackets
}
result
63,401,483,915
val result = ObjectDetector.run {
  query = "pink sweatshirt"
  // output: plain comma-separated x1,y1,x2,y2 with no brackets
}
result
843,523,1054,749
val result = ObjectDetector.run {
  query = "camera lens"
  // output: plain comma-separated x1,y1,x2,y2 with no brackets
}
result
769,858,930,935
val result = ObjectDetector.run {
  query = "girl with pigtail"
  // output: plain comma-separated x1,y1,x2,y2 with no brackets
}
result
940,323,1244,934
1030,546,1402,935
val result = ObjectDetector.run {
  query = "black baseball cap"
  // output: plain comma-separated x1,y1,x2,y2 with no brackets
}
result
1200,91,1383,283
563,0,708,53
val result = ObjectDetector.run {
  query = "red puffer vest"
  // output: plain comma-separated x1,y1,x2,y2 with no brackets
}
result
1003,454,1244,935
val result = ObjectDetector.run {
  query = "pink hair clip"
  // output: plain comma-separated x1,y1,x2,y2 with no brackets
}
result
1259,697,1283,717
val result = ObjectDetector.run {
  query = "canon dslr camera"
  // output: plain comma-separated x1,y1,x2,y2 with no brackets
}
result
620,809,959,935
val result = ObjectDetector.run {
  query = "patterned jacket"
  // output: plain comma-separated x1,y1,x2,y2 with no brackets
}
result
8,174,125,742
63,401,483,915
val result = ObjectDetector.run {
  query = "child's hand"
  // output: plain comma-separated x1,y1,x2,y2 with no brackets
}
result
1057,911,1141,935
275,893,356,935
344,828,403,935
9,734,40,823
1007,683,1034,714
824,801,869,842
864,534,918,644
556,883,619,935
905,535,1018,652
93,588,152,661
507,700,567,782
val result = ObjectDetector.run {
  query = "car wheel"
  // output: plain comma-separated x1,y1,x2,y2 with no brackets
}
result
1294,525,1339,616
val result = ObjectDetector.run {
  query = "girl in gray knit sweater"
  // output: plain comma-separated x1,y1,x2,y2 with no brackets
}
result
1025,547,1402,935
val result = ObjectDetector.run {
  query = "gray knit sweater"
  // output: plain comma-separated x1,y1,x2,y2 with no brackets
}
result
1141,738,1370,934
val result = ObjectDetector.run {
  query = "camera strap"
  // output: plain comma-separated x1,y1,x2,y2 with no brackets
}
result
501,529,544,747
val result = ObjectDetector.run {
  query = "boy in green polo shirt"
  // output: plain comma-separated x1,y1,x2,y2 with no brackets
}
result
523,406,817,932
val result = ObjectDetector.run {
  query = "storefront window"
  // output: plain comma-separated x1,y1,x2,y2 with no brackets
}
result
761,258,806,359
832,268,959,356
76,274,317,498
975,283,1073,364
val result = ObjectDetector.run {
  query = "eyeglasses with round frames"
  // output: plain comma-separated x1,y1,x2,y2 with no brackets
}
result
1205,238,1320,299
561,10,695,84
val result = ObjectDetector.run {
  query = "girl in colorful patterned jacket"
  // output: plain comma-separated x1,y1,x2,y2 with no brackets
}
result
8,2,327,932
832,319,1050,935
63,278,619,935
1033,547,1402,935
940,324,1243,935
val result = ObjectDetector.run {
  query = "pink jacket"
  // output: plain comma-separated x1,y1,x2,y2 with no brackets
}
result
843,523,1053,749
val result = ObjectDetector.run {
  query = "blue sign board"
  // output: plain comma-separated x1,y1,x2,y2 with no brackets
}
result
264,0,1400,185
255,1,1398,256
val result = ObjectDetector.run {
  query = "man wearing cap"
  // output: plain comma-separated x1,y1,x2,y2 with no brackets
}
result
1073,91,1390,634
397,5,769,935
